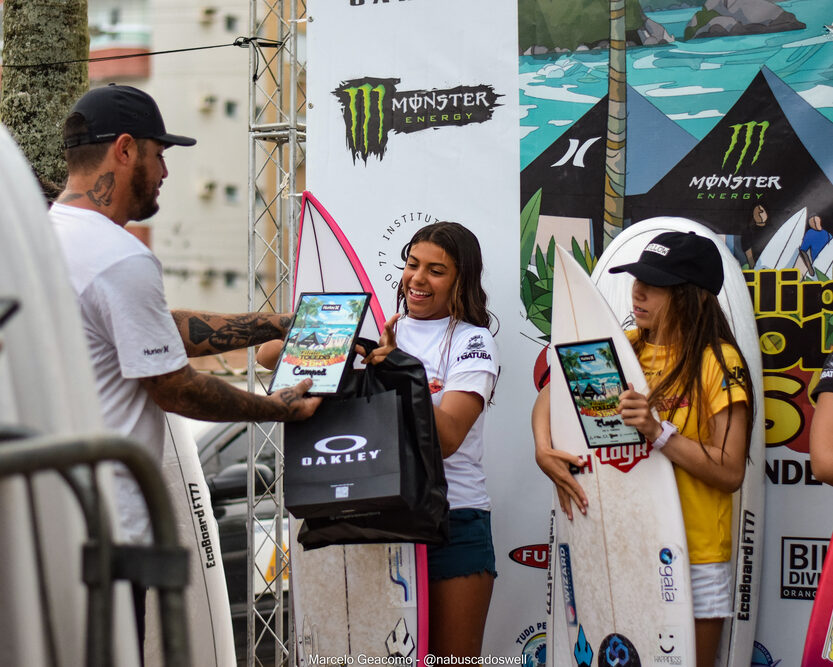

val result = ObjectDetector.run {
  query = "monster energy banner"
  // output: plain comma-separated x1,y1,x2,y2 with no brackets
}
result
519,2,833,664
333,78,502,163
306,1,537,660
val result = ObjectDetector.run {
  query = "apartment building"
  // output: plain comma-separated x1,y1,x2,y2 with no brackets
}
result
89,0,251,312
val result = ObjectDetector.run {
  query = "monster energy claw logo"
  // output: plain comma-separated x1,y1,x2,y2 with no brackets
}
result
334,77,399,164
722,121,769,174
334,77,502,164
688,118,782,194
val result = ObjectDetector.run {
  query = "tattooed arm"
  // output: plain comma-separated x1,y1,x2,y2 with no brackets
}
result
171,310,293,357
139,364,320,422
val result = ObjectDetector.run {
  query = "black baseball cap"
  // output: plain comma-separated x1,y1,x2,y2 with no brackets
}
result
63,84,196,149
609,231,724,295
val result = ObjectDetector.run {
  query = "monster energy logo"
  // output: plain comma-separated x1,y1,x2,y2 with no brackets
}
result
333,77,501,164
688,118,782,194
334,77,398,164
722,121,769,174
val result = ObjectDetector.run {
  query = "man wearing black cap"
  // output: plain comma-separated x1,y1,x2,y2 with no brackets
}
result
49,85,320,647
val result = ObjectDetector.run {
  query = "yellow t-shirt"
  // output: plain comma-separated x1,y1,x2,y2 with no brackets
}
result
626,330,748,563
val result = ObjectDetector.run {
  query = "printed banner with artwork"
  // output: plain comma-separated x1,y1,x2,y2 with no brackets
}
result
307,1,833,664
519,1,833,663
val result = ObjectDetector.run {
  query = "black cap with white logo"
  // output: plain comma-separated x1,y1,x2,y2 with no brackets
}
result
609,230,724,295
64,84,196,149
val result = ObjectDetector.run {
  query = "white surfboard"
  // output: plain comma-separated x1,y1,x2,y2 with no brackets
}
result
289,192,427,663
591,217,766,667
0,125,139,667
547,243,695,667
755,207,807,270
144,413,236,666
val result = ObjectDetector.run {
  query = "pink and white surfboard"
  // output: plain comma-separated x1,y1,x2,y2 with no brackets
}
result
289,191,428,664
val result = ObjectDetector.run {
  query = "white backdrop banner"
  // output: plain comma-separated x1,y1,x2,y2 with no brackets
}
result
306,1,550,661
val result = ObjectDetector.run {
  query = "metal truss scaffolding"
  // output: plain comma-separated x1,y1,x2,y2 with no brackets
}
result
247,1,306,665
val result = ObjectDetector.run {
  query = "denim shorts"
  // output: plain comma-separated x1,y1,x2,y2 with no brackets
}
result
427,508,497,581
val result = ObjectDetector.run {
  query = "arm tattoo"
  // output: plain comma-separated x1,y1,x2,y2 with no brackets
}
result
142,366,306,422
184,313,292,355
87,172,115,207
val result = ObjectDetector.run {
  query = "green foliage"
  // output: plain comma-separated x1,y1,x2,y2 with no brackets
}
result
641,0,704,9
519,0,647,53
521,188,542,274
826,313,833,351
521,239,556,339
571,238,597,276
519,190,604,339
683,9,719,40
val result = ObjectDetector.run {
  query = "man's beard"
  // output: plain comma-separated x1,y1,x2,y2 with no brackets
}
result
130,163,159,221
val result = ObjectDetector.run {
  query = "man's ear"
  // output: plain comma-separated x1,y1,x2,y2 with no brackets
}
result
112,133,136,165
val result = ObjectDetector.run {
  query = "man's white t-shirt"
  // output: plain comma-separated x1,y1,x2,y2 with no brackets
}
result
395,315,498,510
50,203,188,541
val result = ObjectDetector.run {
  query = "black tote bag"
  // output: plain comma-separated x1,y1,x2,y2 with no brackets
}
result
291,339,449,549
283,387,417,518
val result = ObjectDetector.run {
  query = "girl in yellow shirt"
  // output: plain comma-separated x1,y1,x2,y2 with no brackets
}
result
533,231,754,667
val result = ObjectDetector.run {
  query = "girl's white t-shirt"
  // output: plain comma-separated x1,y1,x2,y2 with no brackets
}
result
395,315,498,510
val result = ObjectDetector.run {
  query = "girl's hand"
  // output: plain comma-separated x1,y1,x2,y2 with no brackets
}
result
357,313,400,365
535,447,589,520
617,383,662,441
531,384,588,520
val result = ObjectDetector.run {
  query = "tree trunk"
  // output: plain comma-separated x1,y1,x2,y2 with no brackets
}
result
603,0,627,249
1,0,89,189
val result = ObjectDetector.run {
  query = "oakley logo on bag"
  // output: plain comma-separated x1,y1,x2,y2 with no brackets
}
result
302,435,381,467
314,435,368,454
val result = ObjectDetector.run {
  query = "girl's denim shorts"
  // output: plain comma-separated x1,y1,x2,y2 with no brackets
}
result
427,508,497,581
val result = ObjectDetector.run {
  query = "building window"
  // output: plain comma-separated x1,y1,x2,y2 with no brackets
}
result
225,15,238,32
225,100,238,118
225,185,239,204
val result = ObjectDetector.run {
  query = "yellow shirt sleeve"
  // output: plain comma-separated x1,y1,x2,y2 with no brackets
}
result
701,343,749,418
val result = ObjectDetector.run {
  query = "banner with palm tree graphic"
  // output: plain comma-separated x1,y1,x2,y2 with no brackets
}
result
519,1,833,663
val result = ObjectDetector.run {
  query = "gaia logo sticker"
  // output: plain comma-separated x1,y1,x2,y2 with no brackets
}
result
722,121,769,174
658,547,679,603
333,77,502,163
